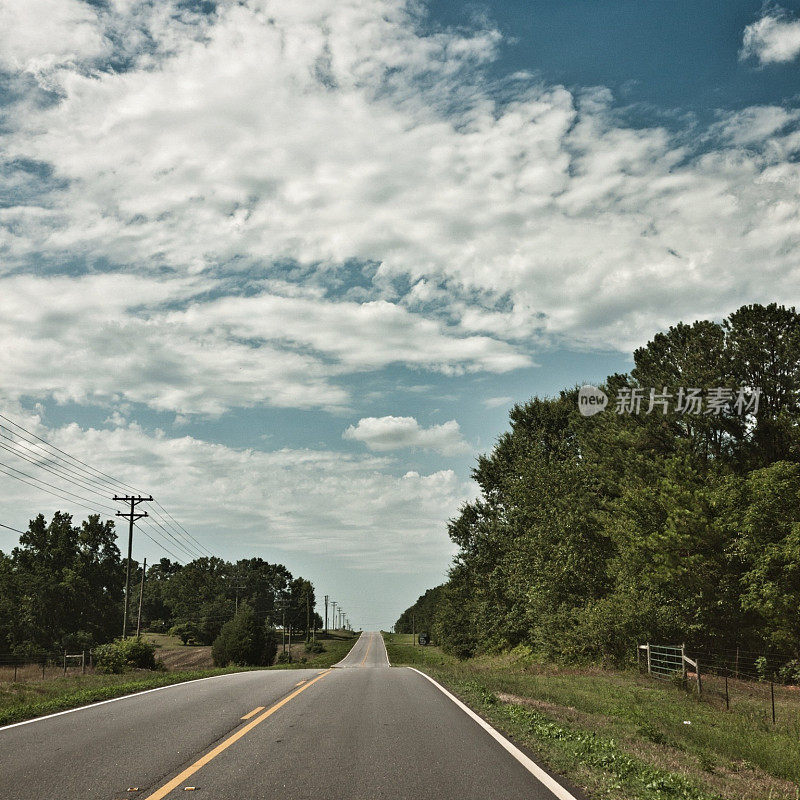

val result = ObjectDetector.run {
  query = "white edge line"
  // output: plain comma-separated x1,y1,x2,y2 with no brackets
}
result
0,671,253,732
407,667,580,800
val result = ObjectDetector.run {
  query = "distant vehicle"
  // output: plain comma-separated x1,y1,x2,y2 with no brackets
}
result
418,632,430,646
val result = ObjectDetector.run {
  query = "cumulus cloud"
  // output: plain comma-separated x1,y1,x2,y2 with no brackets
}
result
0,273,529,415
0,414,470,572
741,8,800,64
343,416,470,455
0,0,798,357
0,0,108,74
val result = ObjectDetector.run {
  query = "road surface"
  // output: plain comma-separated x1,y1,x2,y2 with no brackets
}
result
0,632,582,800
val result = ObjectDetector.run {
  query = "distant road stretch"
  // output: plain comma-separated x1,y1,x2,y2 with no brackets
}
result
0,632,581,799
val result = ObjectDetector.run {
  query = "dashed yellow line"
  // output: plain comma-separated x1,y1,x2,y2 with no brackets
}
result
240,706,265,720
359,636,373,666
142,670,332,800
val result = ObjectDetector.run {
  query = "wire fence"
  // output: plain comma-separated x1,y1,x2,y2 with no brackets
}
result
639,642,800,728
0,650,93,682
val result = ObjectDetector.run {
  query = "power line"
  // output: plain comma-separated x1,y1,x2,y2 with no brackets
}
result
0,426,127,495
142,515,205,561
0,521,25,535
0,413,215,564
0,459,119,514
0,413,143,494
151,500,215,559
0,438,124,500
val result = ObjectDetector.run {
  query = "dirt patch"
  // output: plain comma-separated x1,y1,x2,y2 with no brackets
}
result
156,646,213,670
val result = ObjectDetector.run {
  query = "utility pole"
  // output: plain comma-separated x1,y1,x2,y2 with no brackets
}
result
306,590,310,641
136,558,147,639
114,494,153,639
233,582,245,614
324,595,329,635
331,600,337,631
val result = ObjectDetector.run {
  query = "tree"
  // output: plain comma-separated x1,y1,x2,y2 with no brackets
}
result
212,604,276,666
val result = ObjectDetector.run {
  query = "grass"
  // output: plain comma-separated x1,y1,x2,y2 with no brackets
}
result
268,629,359,670
0,665,264,727
383,633,800,800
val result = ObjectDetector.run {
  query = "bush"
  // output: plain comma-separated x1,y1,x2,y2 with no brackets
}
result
212,604,277,667
777,659,800,685
169,621,201,645
305,641,324,654
94,638,157,673
94,643,127,674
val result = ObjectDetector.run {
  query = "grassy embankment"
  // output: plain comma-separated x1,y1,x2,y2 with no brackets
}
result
268,628,359,670
0,630,359,726
383,633,800,800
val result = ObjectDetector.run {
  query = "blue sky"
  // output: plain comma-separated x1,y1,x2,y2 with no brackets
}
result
1,0,799,629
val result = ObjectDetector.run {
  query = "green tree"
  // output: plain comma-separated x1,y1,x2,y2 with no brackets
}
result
212,604,276,666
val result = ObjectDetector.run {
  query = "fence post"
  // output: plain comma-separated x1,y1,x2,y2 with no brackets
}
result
681,643,686,679
41,657,45,679
696,658,702,696
13,662,17,682
646,642,651,675
82,650,86,675
771,680,775,724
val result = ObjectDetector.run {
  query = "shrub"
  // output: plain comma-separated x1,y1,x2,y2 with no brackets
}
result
212,604,277,667
94,638,157,673
94,643,127,674
305,641,324,654
117,638,157,669
169,621,201,645
777,659,800,685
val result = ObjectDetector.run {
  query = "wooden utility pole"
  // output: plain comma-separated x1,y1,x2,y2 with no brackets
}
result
324,595,329,635
114,495,152,639
136,558,147,639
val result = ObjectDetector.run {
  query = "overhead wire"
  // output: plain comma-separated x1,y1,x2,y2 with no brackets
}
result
0,413,212,564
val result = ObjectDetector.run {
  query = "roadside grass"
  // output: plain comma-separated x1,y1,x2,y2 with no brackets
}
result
383,634,800,800
0,666,264,727
269,629,359,670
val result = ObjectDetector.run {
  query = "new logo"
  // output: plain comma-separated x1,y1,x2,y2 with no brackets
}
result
578,385,608,417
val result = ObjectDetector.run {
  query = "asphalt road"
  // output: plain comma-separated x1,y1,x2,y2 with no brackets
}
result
0,632,581,800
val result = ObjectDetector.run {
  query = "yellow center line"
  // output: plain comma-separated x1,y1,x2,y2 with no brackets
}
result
359,636,373,667
142,670,332,800
240,706,265,720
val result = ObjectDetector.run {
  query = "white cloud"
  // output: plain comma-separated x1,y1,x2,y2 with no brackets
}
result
483,396,513,408
1,0,799,357
0,0,108,75
741,9,800,64
0,273,529,416
0,415,470,573
343,416,470,455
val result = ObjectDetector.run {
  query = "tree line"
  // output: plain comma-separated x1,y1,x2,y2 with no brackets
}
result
0,511,322,657
396,303,800,667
